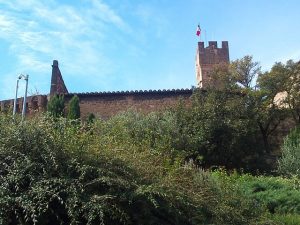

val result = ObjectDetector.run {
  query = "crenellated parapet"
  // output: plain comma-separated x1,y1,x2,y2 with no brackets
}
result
196,41,230,88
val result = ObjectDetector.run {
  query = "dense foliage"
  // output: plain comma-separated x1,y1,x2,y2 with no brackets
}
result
46,94,65,118
0,114,275,225
67,95,80,120
278,126,300,177
214,171,300,214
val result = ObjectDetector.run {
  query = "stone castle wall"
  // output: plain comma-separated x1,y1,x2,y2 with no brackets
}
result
0,89,193,119
64,89,193,119
0,95,47,117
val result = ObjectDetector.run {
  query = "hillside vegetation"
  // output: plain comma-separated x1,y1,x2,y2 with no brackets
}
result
0,110,299,225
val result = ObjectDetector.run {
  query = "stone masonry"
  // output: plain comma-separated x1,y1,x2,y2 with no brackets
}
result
195,41,230,88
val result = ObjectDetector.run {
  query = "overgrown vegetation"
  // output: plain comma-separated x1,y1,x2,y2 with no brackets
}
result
278,126,300,177
0,114,274,225
67,95,80,120
47,94,65,118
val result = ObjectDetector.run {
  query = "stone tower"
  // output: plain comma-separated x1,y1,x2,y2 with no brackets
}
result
195,41,230,88
50,60,68,95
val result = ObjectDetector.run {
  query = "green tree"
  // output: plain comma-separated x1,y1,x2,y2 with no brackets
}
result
67,95,80,120
208,63,239,91
248,61,295,153
173,89,260,169
47,94,65,118
285,61,300,124
258,60,300,124
231,55,261,89
246,89,285,153
257,62,289,94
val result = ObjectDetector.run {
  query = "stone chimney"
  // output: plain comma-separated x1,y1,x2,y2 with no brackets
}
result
50,60,68,96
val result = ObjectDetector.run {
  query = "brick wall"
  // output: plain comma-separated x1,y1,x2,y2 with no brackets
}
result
64,89,193,119
196,41,230,88
0,95,47,116
0,90,193,119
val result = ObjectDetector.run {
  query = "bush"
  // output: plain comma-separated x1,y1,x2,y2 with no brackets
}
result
278,126,300,177
213,171,300,215
67,95,80,120
0,114,273,225
47,94,65,118
272,214,300,225
0,115,192,224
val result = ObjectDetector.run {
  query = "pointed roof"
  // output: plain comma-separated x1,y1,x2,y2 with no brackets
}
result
50,60,68,95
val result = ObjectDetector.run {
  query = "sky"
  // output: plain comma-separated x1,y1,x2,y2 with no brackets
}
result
0,0,300,100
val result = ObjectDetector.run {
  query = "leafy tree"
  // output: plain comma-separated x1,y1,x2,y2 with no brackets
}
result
47,94,65,118
257,62,290,95
173,89,261,169
231,55,261,89
67,95,80,120
285,61,300,124
208,63,239,91
248,61,296,153
258,60,300,124
246,89,285,153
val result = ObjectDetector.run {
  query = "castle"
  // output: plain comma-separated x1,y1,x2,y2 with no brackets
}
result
0,41,229,119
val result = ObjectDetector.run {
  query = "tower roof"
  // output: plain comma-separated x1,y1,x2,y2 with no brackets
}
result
50,60,68,95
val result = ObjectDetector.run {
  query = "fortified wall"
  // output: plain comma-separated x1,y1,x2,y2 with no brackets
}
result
64,89,192,119
0,41,228,119
0,95,47,116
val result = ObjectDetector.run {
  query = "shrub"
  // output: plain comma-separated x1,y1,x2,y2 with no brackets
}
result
67,95,80,120
87,113,96,124
0,115,189,224
47,94,65,118
272,214,300,225
0,114,273,225
278,126,300,177
213,171,300,215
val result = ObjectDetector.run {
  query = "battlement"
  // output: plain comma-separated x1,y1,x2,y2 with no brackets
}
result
195,41,230,88
198,41,229,50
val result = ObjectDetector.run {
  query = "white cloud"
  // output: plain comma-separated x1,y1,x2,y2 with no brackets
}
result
0,0,133,100
134,3,169,39
89,0,131,32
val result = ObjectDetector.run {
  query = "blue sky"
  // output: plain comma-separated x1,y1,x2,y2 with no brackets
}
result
1,0,300,100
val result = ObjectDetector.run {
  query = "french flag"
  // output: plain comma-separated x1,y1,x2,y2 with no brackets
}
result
196,25,201,36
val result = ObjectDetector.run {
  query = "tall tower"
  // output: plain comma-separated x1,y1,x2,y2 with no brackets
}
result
195,41,230,88
50,60,68,96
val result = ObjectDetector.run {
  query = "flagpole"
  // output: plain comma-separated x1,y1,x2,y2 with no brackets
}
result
197,23,201,42
199,23,201,42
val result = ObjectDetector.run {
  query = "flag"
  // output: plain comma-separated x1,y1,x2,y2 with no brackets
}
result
196,25,201,36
